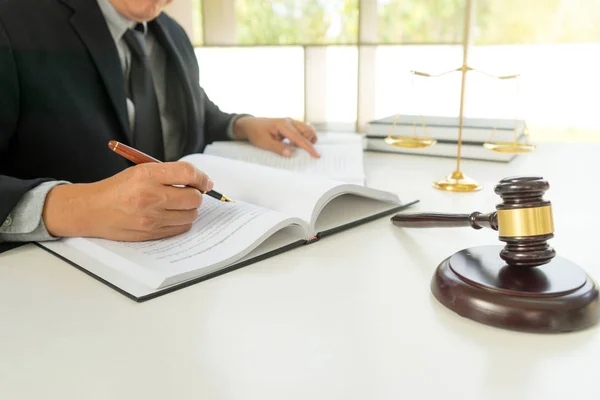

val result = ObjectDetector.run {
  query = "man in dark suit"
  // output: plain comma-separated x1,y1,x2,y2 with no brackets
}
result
0,0,319,248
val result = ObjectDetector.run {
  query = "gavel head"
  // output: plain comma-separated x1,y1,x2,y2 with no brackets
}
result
494,176,556,267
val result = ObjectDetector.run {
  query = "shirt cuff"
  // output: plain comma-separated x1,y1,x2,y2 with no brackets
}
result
226,114,253,140
0,181,70,242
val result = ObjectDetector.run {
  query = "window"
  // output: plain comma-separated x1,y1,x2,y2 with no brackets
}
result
372,0,600,139
372,43,600,136
192,0,203,45
188,0,600,141
305,46,358,130
376,0,600,44
234,0,358,44
372,45,463,120
469,44,600,140
377,0,464,44
195,47,305,120
321,46,358,126
474,0,600,44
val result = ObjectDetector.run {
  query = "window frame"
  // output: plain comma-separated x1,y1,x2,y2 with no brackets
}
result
163,0,600,138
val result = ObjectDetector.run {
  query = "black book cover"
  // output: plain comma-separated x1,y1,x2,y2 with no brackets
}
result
35,199,419,302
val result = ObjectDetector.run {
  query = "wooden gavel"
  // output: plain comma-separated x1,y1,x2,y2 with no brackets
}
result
392,176,556,267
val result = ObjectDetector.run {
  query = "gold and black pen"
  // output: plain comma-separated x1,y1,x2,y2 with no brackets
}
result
108,140,232,202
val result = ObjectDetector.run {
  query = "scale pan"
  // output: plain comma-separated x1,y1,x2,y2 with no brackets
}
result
483,141,535,153
384,136,437,148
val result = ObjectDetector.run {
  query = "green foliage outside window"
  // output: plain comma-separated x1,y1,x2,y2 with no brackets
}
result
234,0,358,44
192,0,203,45
474,0,600,44
224,0,600,45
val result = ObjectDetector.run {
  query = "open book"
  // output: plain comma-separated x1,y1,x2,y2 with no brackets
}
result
204,132,367,185
39,153,417,302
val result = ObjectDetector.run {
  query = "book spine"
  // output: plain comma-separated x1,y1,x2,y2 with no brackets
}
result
306,235,319,243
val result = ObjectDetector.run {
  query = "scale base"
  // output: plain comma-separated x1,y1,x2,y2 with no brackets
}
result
431,245,600,333
433,171,481,192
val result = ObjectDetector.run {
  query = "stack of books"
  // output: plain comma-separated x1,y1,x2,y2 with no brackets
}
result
365,114,528,162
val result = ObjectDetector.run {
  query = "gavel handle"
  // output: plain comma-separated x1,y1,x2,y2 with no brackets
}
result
391,211,498,231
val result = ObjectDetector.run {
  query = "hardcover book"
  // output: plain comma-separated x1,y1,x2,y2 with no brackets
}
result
39,151,417,302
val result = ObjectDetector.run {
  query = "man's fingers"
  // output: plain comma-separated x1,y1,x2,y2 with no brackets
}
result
163,186,203,210
159,223,194,237
264,139,293,157
278,120,320,158
141,162,214,192
160,209,199,227
290,119,317,144
132,224,194,241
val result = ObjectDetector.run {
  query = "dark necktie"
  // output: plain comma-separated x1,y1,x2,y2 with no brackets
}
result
122,24,164,160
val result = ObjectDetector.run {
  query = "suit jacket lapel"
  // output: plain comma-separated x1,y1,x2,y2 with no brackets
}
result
149,15,199,157
60,0,131,143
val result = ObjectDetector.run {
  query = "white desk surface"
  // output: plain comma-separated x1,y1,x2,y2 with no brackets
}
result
1,142,598,400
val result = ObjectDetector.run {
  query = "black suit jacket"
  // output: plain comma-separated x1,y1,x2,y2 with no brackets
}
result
0,0,236,244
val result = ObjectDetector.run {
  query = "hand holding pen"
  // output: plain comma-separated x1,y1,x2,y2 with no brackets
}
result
108,141,232,202
42,144,225,242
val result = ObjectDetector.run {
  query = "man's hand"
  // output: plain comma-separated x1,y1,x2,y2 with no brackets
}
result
233,116,320,158
42,162,213,241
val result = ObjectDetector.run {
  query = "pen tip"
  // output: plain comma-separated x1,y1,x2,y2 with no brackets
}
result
222,196,233,202
108,140,117,151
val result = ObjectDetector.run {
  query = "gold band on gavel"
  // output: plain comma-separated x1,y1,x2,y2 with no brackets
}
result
497,205,554,237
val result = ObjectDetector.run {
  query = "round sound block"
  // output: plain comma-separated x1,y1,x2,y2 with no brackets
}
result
431,245,600,333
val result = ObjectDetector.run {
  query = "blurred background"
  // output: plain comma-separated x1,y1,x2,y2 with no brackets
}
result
168,0,600,142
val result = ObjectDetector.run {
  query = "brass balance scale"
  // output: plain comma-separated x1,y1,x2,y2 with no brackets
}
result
384,0,535,192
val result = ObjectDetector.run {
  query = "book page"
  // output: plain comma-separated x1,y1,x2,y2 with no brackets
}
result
40,225,308,299
179,154,401,233
180,154,341,225
313,193,409,234
204,134,365,185
62,196,308,289
307,184,402,232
